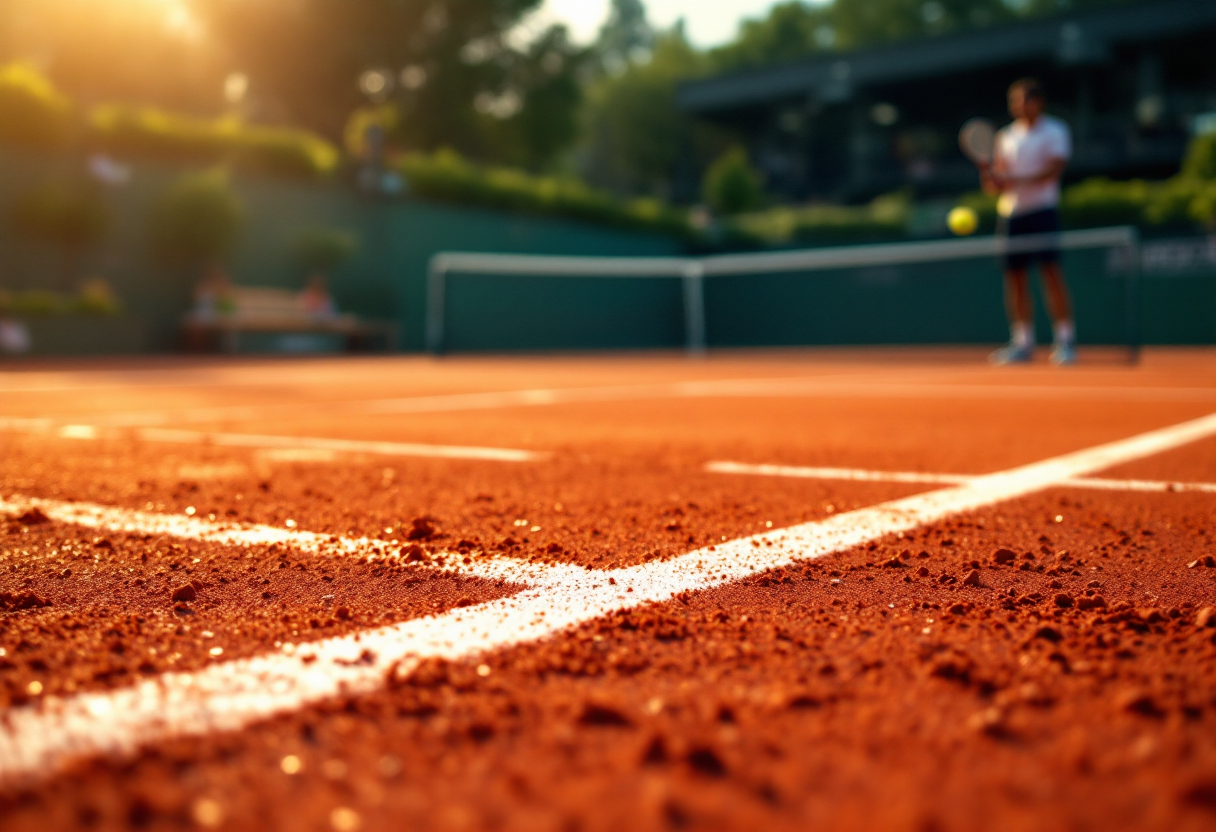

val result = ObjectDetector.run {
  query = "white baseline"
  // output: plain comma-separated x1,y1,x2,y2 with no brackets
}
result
0,422,542,463
706,461,1216,494
8,375,1216,430
2,412,1216,785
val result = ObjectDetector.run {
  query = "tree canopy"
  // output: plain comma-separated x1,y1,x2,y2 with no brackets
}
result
0,0,1144,189
0,0,584,167
596,0,655,74
189,1,542,142
577,26,718,199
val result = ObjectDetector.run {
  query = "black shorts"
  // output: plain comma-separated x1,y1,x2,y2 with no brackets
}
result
997,207,1061,271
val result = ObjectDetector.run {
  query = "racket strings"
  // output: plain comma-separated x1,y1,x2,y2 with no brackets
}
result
959,118,995,166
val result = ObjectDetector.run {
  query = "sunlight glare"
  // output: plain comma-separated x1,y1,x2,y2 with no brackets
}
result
110,0,204,41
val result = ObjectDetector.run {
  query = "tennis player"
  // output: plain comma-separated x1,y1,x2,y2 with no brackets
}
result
984,79,1076,365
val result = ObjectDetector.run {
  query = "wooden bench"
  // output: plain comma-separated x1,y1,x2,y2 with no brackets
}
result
182,286,397,353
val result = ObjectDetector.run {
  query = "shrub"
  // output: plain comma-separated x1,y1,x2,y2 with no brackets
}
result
90,106,339,179
1060,175,1213,230
1056,133,1216,230
4,289,69,316
702,148,764,216
788,205,896,243
1142,177,1201,226
151,171,245,269
0,281,121,317
1059,178,1154,228
1181,131,1216,181
1187,179,1216,227
0,64,339,177
0,64,74,151
730,192,910,245
399,149,692,237
294,228,359,274
74,278,122,315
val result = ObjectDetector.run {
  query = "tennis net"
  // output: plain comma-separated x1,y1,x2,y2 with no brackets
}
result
426,226,1140,358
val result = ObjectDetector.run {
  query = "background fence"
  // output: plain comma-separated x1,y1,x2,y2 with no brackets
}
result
0,151,682,354
1,149,1213,355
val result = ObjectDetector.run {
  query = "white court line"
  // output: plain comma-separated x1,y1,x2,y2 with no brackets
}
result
706,462,972,486
706,461,1216,494
3,411,1216,785
1060,477,1216,494
11,376,1216,429
0,498,572,587
133,428,542,463
0,420,542,463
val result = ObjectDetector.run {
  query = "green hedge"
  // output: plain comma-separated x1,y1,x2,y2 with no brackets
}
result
1057,132,1216,230
0,64,338,179
0,280,122,316
0,64,74,151
732,137,1215,247
729,193,910,245
90,106,339,179
703,148,764,216
399,149,693,238
1061,176,1216,230
1059,178,1152,228
150,171,246,268
1182,131,1216,181
727,131,1216,245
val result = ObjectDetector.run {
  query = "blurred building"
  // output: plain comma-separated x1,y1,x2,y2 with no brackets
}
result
677,0,1216,203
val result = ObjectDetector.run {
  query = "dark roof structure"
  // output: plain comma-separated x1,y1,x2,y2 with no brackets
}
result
678,0,1215,116
675,0,1216,202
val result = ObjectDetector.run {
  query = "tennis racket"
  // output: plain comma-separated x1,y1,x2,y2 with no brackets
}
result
958,118,995,168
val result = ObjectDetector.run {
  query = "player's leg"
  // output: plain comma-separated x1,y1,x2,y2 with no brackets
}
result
991,265,1035,364
1005,266,1034,328
1040,262,1072,322
1039,261,1076,364
991,208,1036,365
1022,207,1075,365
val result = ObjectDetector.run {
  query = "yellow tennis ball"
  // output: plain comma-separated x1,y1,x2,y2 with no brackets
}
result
948,206,978,236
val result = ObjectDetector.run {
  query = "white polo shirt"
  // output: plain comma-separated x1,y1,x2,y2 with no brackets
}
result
995,115,1071,217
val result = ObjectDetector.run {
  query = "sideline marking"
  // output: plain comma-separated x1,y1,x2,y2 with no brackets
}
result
707,462,971,486
706,461,1216,495
0,497,574,587
1059,476,1216,494
0,421,542,463
10,376,1216,429
3,412,1216,784
134,428,543,464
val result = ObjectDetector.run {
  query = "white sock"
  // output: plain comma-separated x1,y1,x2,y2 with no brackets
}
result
1011,321,1034,348
1054,320,1075,346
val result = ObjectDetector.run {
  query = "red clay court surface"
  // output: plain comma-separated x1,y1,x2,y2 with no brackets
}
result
1,348,1215,832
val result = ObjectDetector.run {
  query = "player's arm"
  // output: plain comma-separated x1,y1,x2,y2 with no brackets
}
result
980,154,1007,196
1012,157,1066,186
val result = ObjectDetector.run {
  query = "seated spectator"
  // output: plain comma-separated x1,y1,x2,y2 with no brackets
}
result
189,265,235,322
299,275,337,321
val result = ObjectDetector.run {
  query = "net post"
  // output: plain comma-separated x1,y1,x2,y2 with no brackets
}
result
682,261,707,357
425,257,446,356
1123,226,1142,366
